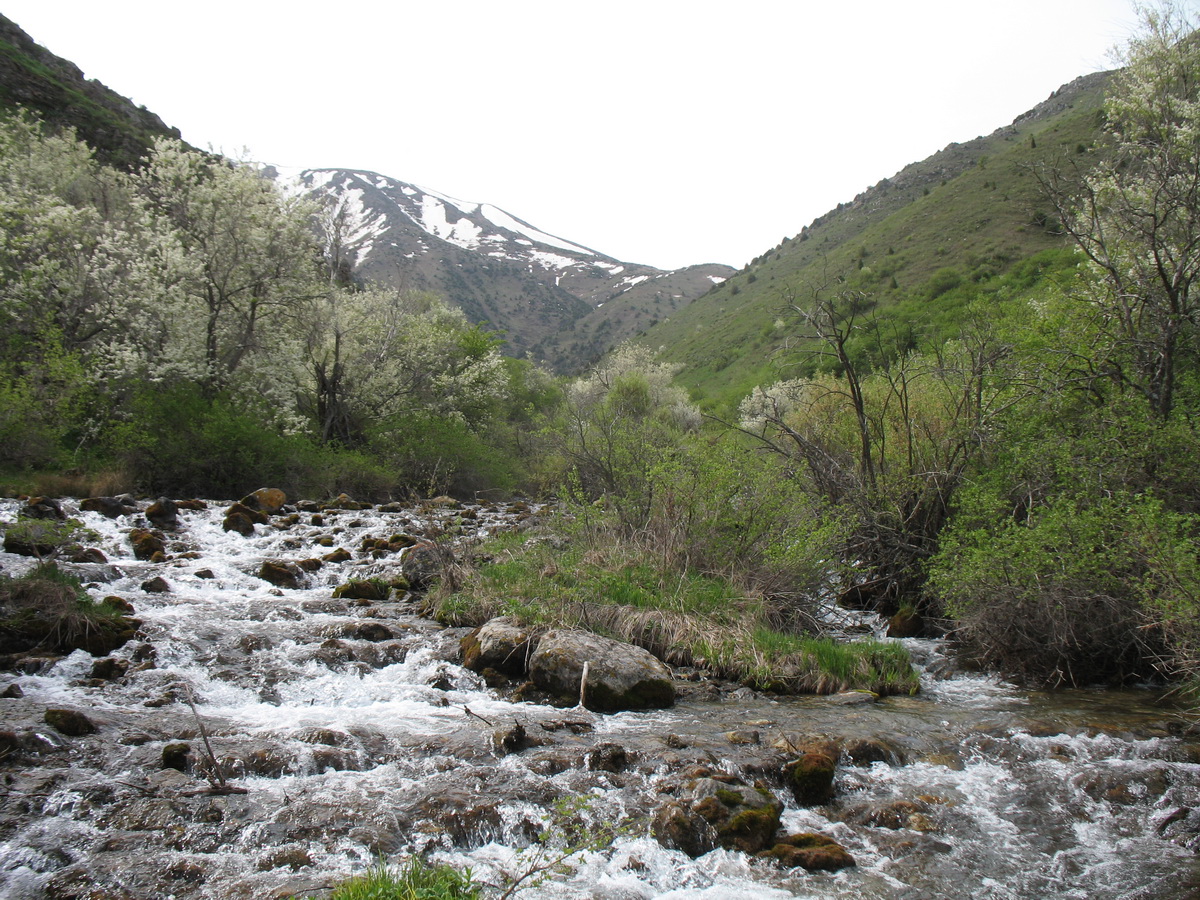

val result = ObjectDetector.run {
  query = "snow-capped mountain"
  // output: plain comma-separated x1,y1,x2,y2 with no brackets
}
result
268,167,734,372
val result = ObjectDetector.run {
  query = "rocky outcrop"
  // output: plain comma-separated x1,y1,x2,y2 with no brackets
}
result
528,629,675,713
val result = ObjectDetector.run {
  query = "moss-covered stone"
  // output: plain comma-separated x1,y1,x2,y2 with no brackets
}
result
44,708,96,736
129,528,165,560
762,832,856,871
332,579,390,602
784,751,837,806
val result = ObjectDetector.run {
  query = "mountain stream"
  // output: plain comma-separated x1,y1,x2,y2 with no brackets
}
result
0,497,1197,899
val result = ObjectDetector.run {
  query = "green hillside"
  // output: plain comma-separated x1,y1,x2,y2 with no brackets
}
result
0,14,183,168
644,72,1110,411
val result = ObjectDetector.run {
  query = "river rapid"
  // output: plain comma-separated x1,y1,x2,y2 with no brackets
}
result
0,496,1197,900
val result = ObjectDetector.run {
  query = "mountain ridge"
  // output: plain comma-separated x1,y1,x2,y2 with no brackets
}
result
271,165,734,370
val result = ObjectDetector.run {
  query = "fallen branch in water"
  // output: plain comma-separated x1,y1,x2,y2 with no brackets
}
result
463,705,494,726
177,682,247,795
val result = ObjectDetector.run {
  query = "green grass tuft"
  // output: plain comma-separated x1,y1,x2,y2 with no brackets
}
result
319,857,479,900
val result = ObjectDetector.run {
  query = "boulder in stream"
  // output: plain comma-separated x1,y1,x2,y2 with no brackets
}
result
461,617,537,677
528,629,675,712
44,708,97,736
783,743,838,806
760,832,856,871
259,560,309,590
129,528,166,561
240,487,288,515
652,771,783,857
80,496,136,519
145,497,179,530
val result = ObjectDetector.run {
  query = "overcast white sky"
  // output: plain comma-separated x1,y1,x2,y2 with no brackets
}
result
4,1,1145,269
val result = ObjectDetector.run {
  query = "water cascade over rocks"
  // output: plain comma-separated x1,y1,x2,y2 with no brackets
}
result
0,496,1198,898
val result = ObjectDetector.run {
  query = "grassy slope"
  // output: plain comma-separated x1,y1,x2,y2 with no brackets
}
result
0,14,184,169
643,73,1110,413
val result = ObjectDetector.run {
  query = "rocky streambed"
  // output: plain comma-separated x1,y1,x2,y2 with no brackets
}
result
0,494,1198,899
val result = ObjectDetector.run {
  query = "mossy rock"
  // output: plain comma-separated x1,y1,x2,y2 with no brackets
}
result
653,775,783,857
784,751,837,806
332,579,390,602
129,528,165,560
222,511,256,536
225,502,268,525
44,707,96,736
887,607,925,638
461,617,536,677
240,488,287,514
258,560,308,589
761,832,856,871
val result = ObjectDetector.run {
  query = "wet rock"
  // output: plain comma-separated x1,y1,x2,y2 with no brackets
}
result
332,579,390,602
145,498,179,530
1157,807,1200,851
529,630,675,713
22,497,66,520
222,511,256,536
88,657,128,680
652,801,715,858
845,737,905,766
140,576,170,593
257,847,313,871
80,496,136,518
652,773,783,857
323,493,369,511
887,606,925,638
846,799,931,830
760,832,856,871
826,690,879,705
342,622,394,642
587,742,628,773
166,860,205,882
162,742,192,772
783,747,838,806
129,528,165,561
44,708,97,736
321,547,351,563
401,542,445,590
259,560,308,590
461,617,537,677
195,569,215,580
1,682,24,698
240,487,287,515
65,546,107,564
726,731,760,745
493,722,527,755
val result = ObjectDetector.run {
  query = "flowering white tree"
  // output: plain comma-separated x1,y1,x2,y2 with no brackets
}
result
305,286,509,445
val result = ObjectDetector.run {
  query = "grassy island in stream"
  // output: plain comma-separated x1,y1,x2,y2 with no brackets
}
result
432,524,918,698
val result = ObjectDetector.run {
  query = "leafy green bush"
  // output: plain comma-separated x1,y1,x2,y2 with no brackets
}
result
368,412,519,498
101,383,313,498
929,492,1173,686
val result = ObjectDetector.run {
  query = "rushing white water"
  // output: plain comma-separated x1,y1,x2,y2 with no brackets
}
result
1,496,1198,899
